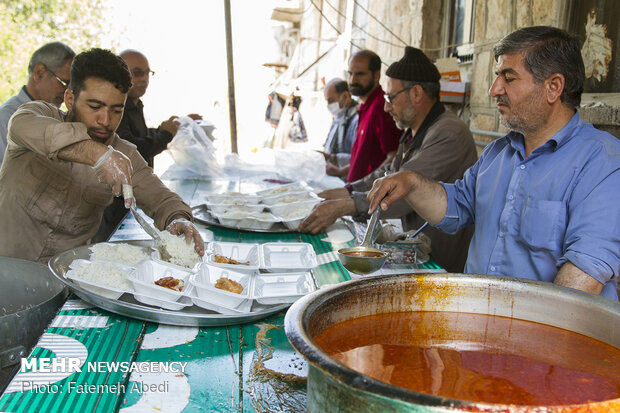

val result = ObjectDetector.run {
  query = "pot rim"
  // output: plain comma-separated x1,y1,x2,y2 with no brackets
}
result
284,273,620,411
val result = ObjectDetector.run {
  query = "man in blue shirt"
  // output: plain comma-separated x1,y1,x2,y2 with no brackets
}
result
321,78,359,178
367,26,620,300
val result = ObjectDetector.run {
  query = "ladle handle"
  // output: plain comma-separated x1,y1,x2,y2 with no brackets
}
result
361,203,381,248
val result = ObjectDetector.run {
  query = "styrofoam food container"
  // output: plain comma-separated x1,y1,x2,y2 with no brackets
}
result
205,192,261,205
127,260,193,302
206,242,259,271
255,182,306,197
189,265,253,312
212,211,279,231
252,272,316,305
259,242,318,272
260,191,320,206
207,203,264,214
133,290,194,311
268,199,319,217
150,249,202,272
88,242,152,267
190,293,249,315
66,259,133,299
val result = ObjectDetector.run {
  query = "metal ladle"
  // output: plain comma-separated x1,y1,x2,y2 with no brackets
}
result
122,185,173,261
337,204,388,275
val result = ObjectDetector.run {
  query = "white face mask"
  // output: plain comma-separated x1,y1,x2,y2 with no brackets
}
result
327,102,342,117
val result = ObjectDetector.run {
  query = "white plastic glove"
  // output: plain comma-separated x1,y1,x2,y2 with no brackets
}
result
166,218,205,256
92,145,133,207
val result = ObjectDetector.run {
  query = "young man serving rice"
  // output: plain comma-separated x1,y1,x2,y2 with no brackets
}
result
0,48,204,264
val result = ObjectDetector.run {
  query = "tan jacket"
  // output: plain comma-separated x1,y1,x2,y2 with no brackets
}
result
350,108,477,272
0,101,192,263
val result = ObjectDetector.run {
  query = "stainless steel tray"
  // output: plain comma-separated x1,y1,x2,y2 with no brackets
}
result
48,244,292,326
191,204,295,233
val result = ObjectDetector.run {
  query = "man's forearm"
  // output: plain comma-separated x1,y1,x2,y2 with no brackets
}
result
57,139,110,166
554,261,603,295
403,172,448,225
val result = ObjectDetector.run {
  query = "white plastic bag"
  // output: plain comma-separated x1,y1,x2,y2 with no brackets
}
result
165,116,223,177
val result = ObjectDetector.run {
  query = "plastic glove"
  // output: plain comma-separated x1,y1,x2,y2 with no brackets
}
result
166,218,205,256
92,145,133,208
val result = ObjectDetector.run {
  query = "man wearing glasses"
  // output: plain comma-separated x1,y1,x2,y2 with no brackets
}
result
300,46,477,273
0,41,75,166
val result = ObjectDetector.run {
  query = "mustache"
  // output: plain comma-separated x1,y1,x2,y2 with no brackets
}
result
133,81,148,87
496,96,509,105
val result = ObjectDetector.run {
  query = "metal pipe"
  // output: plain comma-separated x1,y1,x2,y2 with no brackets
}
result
224,0,238,153
470,128,505,148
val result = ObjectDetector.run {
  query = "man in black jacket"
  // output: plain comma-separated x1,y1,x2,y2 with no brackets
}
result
117,49,201,167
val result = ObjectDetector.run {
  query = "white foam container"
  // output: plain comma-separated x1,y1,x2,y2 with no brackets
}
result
150,249,202,272
260,191,320,206
268,199,319,217
190,293,249,314
259,242,318,272
66,259,133,299
205,242,260,271
252,272,316,305
255,182,306,197
127,260,193,302
189,265,253,312
212,211,279,231
206,192,261,204
207,203,265,214
88,242,152,267
133,290,195,311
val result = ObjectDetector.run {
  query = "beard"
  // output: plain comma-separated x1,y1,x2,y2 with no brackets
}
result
71,106,114,142
391,105,416,130
497,88,546,134
349,81,374,97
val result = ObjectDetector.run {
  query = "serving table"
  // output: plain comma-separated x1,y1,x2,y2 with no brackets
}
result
0,176,442,412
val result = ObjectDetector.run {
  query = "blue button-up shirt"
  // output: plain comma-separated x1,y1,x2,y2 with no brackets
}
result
437,113,620,300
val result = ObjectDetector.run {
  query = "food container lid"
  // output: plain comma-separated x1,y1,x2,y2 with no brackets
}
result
259,242,318,271
252,271,316,305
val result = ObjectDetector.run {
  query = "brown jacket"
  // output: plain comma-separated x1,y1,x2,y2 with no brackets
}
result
350,107,477,272
0,101,192,263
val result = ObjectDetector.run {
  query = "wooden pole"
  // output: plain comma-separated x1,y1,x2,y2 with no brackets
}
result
224,0,238,153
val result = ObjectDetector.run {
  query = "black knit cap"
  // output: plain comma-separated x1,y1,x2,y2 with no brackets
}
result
386,46,441,82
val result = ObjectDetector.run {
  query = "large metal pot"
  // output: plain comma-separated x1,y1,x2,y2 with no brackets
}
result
284,273,620,412
0,257,68,393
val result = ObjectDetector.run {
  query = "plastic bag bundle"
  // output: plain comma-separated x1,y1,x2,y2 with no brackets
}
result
165,116,223,177
273,150,325,182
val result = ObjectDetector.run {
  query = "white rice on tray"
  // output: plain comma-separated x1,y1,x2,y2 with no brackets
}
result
72,262,132,290
90,243,150,265
157,230,201,268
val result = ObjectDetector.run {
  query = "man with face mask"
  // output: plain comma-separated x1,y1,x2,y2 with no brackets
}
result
321,78,359,178
0,42,75,166
0,48,204,264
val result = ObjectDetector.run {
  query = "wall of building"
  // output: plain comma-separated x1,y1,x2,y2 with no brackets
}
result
274,0,618,149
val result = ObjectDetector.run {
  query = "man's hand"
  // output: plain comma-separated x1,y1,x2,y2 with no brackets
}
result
166,218,205,256
159,116,180,136
368,171,417,213
318,187,349,200
325,163,348,177
298,199,356,234
92,146,133,207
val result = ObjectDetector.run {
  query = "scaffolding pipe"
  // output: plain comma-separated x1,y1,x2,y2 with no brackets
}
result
470,128,505,148
224,0,238,153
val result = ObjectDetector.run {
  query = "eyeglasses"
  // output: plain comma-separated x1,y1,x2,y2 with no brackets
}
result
45,66,69,89
383,86,413,104
130,69,155,78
